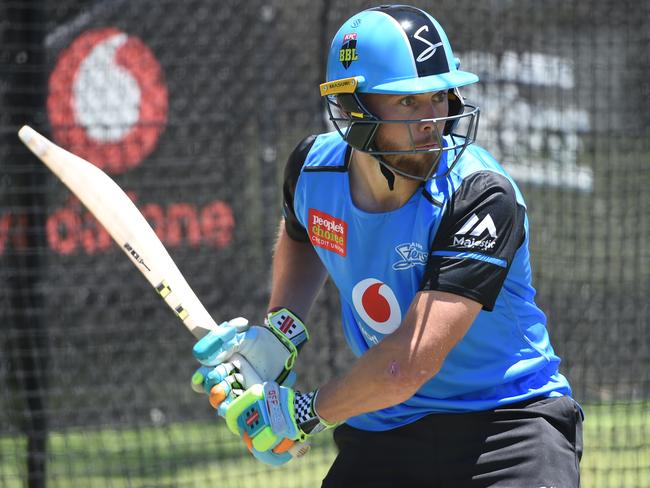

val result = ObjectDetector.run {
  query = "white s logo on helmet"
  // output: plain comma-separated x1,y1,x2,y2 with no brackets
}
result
352,278,402,334
413,25,443,62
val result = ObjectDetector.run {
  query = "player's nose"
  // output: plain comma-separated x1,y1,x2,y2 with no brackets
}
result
417,103,446,135
418,111,439,134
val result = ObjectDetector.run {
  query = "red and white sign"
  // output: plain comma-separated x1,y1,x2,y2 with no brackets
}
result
308,208,347,257
352,278,402,334
48,28,168,175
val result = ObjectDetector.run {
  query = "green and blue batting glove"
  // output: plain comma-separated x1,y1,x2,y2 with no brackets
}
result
223,381,337,466
192,309,308,399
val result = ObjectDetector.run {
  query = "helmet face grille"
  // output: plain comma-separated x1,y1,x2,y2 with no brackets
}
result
371,5,450,78
323,92,481,181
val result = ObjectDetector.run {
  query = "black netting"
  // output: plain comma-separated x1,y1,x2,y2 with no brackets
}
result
1,1,648,486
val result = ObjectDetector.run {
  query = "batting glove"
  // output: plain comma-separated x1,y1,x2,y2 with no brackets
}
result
192,308,308,392
223,381,336,466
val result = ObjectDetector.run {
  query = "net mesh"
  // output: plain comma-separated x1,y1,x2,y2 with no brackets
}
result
1,0,648,486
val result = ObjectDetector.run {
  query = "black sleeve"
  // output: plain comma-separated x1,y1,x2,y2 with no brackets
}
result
282,135,317,242
420,171,526,311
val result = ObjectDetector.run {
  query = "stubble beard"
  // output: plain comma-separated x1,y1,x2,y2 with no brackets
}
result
373,129,440,180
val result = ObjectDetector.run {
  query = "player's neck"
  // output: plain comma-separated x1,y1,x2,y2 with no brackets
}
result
348,150,422,213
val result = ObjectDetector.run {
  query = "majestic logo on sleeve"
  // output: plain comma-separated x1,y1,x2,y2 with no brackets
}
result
392,242,428,270
308,208,347,256
453,213,498,251
352,279,402,335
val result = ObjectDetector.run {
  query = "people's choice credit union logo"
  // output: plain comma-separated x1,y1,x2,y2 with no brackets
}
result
352,278,402,334
308,208,347,257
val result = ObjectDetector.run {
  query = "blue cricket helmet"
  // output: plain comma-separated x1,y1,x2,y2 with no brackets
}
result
326,5,478,94
320,5,481,181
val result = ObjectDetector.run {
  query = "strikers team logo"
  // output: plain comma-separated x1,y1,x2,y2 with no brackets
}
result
339,33,358,69
392,242,428,270
413,25,443,63
308,208,347,256
352,278,402,334
48,28,168,175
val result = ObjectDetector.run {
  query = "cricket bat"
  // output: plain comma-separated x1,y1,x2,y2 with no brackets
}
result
18,125,310,459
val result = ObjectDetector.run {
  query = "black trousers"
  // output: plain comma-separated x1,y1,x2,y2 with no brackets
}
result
321,396,583,488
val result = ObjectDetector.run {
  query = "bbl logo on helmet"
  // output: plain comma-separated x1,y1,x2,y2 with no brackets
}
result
339,33,358,69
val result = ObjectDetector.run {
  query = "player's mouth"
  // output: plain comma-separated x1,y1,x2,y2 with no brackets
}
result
415,142,438,149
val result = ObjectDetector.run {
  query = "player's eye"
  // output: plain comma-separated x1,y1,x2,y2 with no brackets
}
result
399,96,415,107
432,91,448,104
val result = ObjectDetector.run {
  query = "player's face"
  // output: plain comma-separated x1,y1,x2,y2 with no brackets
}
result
363,91,449,179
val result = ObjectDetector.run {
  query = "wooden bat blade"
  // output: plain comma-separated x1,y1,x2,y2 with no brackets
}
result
18,125,309,458
18,125,215,339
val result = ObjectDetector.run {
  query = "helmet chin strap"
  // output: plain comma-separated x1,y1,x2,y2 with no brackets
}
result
351,148,397,192
372,152,436,191
378,159,396,191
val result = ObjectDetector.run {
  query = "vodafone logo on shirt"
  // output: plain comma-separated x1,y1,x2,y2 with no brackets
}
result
48,28,168,175
352,278,402,334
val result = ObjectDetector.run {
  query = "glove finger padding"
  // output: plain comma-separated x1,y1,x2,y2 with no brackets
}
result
207,373,244,408
191,363,247,414
192,321,242,367
191,362,236,393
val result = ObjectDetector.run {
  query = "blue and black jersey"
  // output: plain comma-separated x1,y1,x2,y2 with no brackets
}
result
283,131,572,431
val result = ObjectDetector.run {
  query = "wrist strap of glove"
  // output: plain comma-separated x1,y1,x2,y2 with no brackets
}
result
294,389,338,437
265,308,309,371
